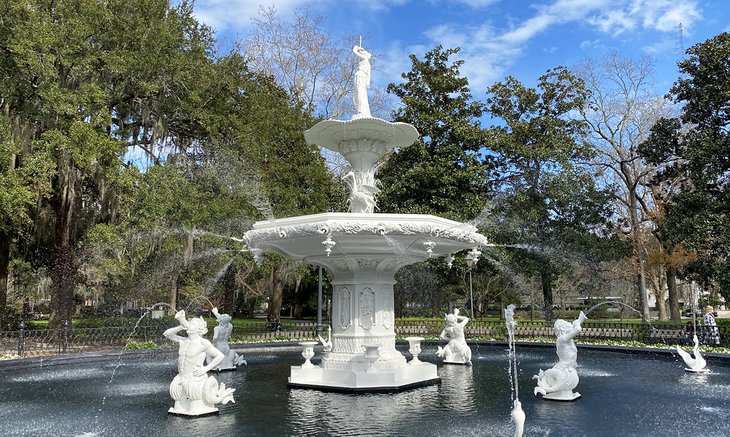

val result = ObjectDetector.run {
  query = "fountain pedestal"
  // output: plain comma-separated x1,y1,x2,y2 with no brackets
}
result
246,213,486,391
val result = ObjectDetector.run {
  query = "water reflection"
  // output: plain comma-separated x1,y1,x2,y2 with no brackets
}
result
439,365,476,412
287,385,441,436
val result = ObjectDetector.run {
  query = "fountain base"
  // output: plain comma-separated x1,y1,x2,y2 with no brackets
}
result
684,367,710,373
287,361,439,393
168,403,219,417
541,390,581,401
215,366,238,372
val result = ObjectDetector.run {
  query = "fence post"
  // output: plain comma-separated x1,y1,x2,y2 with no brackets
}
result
18,321,26,357
63,319,70,353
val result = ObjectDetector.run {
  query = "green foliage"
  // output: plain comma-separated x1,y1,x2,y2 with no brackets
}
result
484,67,622,319
639,32,730,300
125,340,158,350
379,46,491,221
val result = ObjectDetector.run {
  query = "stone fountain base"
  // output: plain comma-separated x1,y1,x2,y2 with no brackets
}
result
684,367,710,373
168,404,220,417
288,361,439,393
541,390,581,401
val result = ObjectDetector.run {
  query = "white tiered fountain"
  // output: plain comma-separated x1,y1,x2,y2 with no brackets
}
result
243,44,487,392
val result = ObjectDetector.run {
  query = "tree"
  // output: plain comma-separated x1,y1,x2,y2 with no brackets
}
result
574,52,680,321
1,0,246,326
485,67,618,321
378,45,491,221
639,33,730,303
0,119,53,318
242,6,359,120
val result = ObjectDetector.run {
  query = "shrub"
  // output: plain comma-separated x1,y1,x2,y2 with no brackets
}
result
125,341,158,350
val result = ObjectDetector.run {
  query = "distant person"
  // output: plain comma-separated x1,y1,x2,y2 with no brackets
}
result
703,305,720,346
682,321,695,346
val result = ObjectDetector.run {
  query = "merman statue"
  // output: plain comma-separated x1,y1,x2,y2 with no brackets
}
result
164,310,236,416
533,311,587,401
436,308,472,365
209,307,247,371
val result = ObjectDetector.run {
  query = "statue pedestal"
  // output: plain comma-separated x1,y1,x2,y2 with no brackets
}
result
443,359,470,365
288,360,439,392
168,402,219,417
541,390,581,401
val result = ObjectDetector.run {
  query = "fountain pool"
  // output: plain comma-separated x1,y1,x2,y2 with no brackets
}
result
1,344,729,436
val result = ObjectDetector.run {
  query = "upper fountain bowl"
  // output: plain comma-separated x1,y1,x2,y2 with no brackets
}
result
304,118,418,173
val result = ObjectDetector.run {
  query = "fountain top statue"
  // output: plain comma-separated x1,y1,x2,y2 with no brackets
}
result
352,45,372,120
303,43,418,214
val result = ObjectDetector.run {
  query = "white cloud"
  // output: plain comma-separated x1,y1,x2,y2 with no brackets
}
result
192,0,332,31
403,0,703,93
586,0,702,35
579,39,606,50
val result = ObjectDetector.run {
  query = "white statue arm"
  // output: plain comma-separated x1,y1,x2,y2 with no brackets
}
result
560,312,587,341
212,307,221,319
163,310,190,341
174,310,190,329
456,314,469,324
573,311,587,329
163,325,186,342
352,45,371,60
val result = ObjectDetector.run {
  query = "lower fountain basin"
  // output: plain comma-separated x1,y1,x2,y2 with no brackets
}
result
1,345,729,436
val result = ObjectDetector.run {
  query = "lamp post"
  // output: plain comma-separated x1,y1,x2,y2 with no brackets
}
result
465,248,481,321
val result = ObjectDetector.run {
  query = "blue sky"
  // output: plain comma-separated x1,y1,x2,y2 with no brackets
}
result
191,0,730,98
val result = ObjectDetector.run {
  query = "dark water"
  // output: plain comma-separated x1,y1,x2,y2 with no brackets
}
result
1,345,728,436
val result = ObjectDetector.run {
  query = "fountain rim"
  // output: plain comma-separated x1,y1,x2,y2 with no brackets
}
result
4,341,728,373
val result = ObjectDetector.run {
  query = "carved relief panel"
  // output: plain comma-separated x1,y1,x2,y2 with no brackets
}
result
359,287,375,330
339,287,351,329
382,287,394,330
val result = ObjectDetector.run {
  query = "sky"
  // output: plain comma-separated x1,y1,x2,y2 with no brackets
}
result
190,0,730,100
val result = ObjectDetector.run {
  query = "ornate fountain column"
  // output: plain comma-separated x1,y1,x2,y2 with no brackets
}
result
323,258,404,371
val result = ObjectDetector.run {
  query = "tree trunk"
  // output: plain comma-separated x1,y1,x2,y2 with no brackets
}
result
666,265,681,322
656,290,667,321
0,230,9,320
49,243,76,329
222,263,236,315
170,276,178,312
267,264,283,323
541,270,554,321
628,190,651,320
293,275,303,319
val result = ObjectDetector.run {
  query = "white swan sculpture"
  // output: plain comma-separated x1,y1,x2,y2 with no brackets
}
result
676,334,709,373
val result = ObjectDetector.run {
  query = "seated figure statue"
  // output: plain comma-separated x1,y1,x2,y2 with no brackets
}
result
164,310,236,416
533,311,587,401
209,307,247,371
436,308,472,365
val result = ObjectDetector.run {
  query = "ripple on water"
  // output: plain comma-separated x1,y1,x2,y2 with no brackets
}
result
10,367,106,382
116,381,169,396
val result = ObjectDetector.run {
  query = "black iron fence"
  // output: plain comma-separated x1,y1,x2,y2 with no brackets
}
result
1,318,727,359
